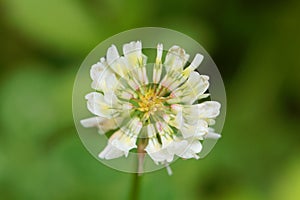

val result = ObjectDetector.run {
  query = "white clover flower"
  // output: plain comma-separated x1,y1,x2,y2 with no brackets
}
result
81,41,221,174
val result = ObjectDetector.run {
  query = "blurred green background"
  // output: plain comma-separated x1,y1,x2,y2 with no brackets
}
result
1,0,300,199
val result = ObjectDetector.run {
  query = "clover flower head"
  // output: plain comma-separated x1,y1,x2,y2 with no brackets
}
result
81,41,221,174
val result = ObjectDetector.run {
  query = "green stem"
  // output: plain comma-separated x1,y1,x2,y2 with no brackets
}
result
129,143,145,200
130,172,141,200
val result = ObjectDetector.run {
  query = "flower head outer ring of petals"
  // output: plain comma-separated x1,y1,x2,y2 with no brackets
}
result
82,41,219,163
82,42,221,168
74,27,226,174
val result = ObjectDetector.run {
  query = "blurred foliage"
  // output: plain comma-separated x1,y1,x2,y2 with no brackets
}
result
0,0,300,200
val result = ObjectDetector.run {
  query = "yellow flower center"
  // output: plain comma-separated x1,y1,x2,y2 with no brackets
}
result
136,86,167,120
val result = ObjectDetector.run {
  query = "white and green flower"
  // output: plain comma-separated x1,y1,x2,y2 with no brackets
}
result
81,41,221,173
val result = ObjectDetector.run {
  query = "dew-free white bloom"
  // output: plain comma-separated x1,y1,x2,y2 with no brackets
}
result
81,41,221,173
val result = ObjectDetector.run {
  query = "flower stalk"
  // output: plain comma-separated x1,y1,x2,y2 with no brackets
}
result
130,171,141,200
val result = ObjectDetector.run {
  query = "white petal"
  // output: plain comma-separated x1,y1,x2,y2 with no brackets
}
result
153,44,164,83
190,54,204,69
123,41,142,56
164,46,189,72
90,60,106,81
106,118,142,157
123,41,147,73
159,69,187,91
85,92,115,118
156,122,174,146
171,105,209,138
168,72,209,104
122,102,133,110
165,164,173,176
146,145,174,164
109,57,130,77
170,104,183,113
180,120,208,138
145,138,160,154
109,130,137,157
207,119,216,125
197,101,221,118
111,137,137,157
99,117,122,133
156,43,163,63
181,104,205,122
145,137,174,163
127,76,140,90
189,140,202,153
136,67,148,85
198,93,210,100
80,116,105,127
153,68,162,84
160,134,174,149
168,110,183,129
127,117,143,134
162,114,171,123
167,139,188,155
98,143,124,159
145,124,175,163
80,116,122,134
204,128,221,139
183,72,209,97
177,139,202,159
101,73,118,93
119,91,133,100
103,91,119,106
146,124,156,137
182,53,204,76
107,45,120,65
189,53,203,70
159,73,173,88
90,60,115,91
